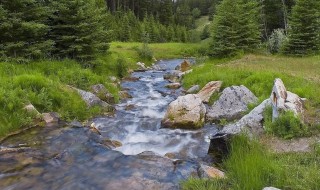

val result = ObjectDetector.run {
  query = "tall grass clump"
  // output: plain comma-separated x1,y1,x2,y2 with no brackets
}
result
115,57,128,78
224,135,280,190
264,106,309,139
182,135,281,190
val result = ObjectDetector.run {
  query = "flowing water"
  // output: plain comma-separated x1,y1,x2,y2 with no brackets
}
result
0,59,218,190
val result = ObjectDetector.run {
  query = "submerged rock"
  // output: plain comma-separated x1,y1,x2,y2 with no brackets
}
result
206,85,258,122
162,94,206,129
197,81,222,103
271,78,304,121
165,83,181,89
119,90,133,99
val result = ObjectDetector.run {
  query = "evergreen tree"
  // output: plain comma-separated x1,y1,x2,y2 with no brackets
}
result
0,0,53,62
159,0,174,25
209,0,261,57
49,0,109,61
285,0,320,55
209,0,240,56
237,0,261,51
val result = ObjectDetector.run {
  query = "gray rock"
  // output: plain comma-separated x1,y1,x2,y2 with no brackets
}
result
186,85,200,94
136,62,147,70
69,121,83,128
42,112,60,126
74,87,114,111
263,187,281,190
23,104,40,116
197,81,222,103
163,71,181,83
91,84,115,104
207,85,258,121
178,69,193,78
162,94,206,129
270,78,304,121
221,99,271,135
109,76,118,83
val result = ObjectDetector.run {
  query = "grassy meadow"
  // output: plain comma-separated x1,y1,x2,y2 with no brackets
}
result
183,54,320,125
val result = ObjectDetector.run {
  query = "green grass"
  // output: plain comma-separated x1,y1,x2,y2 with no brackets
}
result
182,135,320,190
183,54,320,123
264,106,309,139
183,54,320,189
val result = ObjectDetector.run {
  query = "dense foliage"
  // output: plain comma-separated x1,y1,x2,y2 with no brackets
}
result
284,0,320,55
209,0,261,57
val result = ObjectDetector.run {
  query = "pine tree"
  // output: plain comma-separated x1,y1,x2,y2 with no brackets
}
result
159,0,174,25
0,0,53,62
209,0,261,57
49,0,109,61
237,0,261,51
209,0,240,57
285,0,320,55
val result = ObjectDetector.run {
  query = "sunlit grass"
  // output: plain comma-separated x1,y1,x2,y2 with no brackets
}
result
182,135,320,190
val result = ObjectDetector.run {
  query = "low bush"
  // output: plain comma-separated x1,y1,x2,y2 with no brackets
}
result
137,43,154,61
264,106,309,139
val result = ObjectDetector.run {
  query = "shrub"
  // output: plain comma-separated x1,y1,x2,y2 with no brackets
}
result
137,43,154,61
264,106,309,139
267,29,288,54
115,58,128,78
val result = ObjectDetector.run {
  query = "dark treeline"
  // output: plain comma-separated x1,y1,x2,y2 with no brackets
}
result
1,0,319,62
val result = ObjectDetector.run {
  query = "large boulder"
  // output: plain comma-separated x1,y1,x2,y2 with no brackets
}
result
197,81,222,103
162,94,206,129
221,99,271,135
90,84,115,104
271,78,304,121
206,85,258,122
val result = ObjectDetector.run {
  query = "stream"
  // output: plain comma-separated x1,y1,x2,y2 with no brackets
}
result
0,59,218,190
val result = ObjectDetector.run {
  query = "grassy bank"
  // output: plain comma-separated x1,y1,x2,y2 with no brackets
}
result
182,53,320,189
183,54,320,124
0,42,198,137
182,135,320,190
